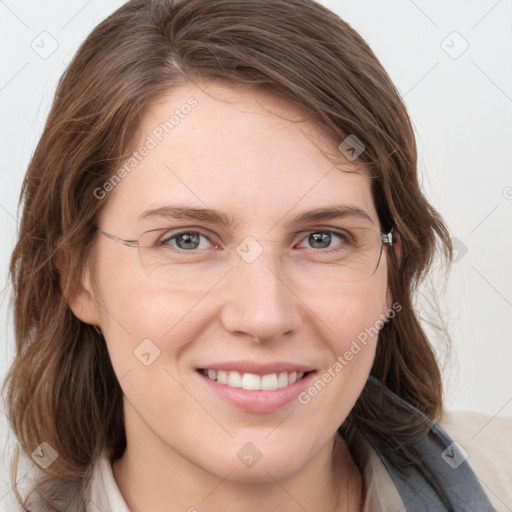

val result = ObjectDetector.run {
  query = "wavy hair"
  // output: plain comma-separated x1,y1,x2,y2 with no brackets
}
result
2,0,452,509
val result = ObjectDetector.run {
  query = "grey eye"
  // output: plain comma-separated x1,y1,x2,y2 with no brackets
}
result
162,231,212,251
308,232,332,249
297,231,347,250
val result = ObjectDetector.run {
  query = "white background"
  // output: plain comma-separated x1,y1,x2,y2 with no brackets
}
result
0,0,511,489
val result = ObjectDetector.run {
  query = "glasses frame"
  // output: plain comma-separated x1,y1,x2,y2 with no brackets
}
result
95,226,397,280
95,227,397,248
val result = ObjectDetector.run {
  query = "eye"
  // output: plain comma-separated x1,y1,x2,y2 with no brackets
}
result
296,230,350,252
160,231,216,251
153,228,353,254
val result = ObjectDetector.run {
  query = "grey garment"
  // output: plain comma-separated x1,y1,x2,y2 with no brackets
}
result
359,376,495,512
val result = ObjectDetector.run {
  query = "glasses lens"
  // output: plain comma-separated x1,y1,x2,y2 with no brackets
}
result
137,226,385,285
303,227,384,284
137,228,229,290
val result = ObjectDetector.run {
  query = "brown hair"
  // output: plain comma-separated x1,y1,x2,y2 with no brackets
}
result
2,0,453,509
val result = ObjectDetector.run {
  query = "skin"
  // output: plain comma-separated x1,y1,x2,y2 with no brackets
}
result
69,80,400,512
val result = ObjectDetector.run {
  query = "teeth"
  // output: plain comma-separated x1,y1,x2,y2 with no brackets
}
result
241,373,260,390
227,371,242,388
277,371,289,388
203,369,306,390
261,373,278,390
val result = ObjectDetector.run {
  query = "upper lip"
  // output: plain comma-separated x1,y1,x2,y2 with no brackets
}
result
197,361,315,375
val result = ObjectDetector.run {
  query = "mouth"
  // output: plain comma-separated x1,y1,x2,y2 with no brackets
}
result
195,363,316,413
199,368,310,391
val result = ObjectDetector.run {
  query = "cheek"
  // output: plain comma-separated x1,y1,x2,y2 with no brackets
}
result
324,287,383,381
96,277,203,433
315,270,389,351
296,273,388,416
95,266,210,380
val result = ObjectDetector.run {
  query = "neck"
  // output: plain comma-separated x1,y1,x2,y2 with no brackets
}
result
112,431,363,512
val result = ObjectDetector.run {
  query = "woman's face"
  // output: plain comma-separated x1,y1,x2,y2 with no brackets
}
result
80,81,393,481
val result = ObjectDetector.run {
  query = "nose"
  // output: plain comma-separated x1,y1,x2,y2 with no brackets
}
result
219,241,302,344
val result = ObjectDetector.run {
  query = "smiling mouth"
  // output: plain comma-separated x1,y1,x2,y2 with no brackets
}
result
199,369,310,391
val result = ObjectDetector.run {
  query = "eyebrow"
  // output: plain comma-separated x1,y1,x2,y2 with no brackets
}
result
137,204,374,228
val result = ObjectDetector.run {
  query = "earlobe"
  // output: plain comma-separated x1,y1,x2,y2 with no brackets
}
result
382,285,394,325
56,247,102,326
393,230,402,264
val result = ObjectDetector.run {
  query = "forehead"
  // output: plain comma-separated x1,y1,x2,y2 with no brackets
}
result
99,81,378,230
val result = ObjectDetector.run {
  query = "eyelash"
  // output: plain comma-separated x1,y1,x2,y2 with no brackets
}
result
158,229,351,255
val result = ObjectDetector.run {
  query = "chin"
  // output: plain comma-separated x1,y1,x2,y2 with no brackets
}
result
196,438,311,483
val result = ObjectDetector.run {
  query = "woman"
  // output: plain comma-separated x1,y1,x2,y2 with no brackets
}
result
2,0,510,510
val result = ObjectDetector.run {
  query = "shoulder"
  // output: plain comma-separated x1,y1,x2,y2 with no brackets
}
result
359,377,510,511
437,409,512,512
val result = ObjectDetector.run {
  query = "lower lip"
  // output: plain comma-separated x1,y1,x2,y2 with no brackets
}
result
197,371,316,413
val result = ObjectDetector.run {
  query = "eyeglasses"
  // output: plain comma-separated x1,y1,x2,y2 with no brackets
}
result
95,225,397,285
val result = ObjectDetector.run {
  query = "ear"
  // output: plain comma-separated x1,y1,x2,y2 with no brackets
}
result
56,247,102,326
392,230,402,264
